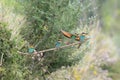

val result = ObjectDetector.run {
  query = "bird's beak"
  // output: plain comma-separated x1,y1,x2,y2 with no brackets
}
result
82,32,88,35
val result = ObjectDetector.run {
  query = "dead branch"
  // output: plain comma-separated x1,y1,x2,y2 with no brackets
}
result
38,42,81,53
18,38,89,55
0,53,4,66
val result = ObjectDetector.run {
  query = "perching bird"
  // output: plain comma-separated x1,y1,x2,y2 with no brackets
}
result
60,30,88,48
28,45,35,54
78,32,88,48
55,39,62,48
80,33,86,42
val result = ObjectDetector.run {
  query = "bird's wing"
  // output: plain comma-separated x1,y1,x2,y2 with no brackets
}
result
75,36,80,41
60,29,80,41
60,30,73,38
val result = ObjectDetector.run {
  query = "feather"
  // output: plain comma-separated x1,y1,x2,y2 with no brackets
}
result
61,30,80,41
60,29,72,38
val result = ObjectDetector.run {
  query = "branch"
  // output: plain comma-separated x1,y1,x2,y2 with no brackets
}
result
17,42,81,55
0,53,4,66
38,42,81,53
18,39,89,55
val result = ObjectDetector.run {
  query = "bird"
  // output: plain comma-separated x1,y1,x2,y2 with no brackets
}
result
60,29,80,41
55,39,62,48
78,32,88,48
28,45,35,54
80,33,86,41
60,30,88,48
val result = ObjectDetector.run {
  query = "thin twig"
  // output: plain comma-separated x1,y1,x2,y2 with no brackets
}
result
38,42,81,53
0,53,4,66
18,38,89,55
18,42,81,55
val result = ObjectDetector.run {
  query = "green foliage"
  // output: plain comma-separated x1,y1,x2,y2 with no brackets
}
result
0,22,14,62
20,0,84,72
101,60,120,80
0,0,24,14
0,22,26,80
21,0,81,46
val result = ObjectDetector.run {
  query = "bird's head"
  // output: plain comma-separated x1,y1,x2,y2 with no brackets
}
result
30,45,34,48
58,39,62,42
75,33,79,36
81,32,88,36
